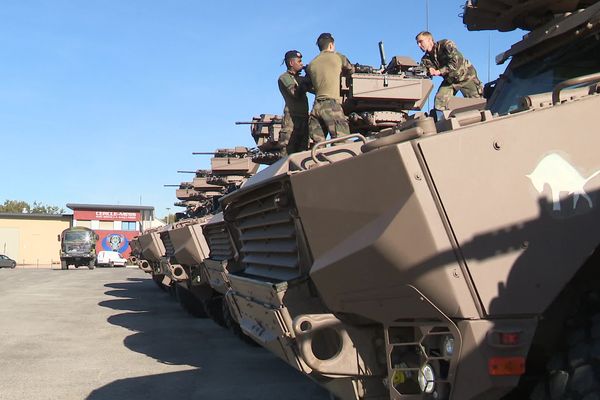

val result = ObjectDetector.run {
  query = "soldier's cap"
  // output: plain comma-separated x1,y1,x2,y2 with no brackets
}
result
284,50,302,62
316,32,334,44
283,50,302,66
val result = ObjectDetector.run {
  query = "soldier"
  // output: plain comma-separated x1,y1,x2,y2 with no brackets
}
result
278,50,310,156
416,31,483,110
306,32,354,144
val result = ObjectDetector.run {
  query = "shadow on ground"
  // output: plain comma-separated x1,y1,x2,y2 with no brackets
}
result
89,277,329,400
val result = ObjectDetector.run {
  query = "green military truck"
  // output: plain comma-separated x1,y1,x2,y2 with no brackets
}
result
58,226,98,270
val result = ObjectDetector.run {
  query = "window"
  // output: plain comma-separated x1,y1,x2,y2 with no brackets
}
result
121,221,137,231
488,32,600,115
99,221,113,230
77,220,92,228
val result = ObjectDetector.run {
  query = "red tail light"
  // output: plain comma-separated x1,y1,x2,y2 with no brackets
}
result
499,332,520,346
488,357,525,376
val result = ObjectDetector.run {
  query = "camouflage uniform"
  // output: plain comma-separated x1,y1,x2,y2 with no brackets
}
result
278,70,309,155
306,51,354,143
421,39,483,110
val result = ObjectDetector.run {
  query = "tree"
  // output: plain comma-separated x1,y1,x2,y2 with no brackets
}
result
30,201,65,214
161,213,176,224
0,200,29,213
0,200,64,214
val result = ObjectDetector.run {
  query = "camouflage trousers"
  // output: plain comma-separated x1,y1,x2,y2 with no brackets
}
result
308,98,350,144
278,111,309,156
434,77,483,110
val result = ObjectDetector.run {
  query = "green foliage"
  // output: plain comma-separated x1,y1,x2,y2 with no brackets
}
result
0,200,65,214
0,200,29,213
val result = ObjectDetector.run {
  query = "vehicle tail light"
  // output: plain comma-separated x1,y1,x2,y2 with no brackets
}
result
499,332,520,346
488,357,525,376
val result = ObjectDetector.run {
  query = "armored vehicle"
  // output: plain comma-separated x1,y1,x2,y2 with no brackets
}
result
166,148,259,331
58,226,98,270
127,235,141,265
246,55,432,163
200,2,600,399
135,225,168,287
137,148,259,342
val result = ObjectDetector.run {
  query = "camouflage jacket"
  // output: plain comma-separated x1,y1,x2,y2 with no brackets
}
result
421,39,479,84
278,70,309,117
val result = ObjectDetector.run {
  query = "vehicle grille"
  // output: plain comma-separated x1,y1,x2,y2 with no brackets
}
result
226,181,301,281
203,221,234,261
159,232,175,258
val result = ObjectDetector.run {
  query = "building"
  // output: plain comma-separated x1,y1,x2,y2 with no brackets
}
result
0,213,71,265
66,203,155,258
0,203,158,266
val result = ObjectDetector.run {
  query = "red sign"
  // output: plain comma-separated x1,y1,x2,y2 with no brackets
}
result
74,210,140,221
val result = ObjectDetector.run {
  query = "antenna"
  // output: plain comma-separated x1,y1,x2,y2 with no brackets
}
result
488,33,491,82
425,0,429,31
425,0,430,111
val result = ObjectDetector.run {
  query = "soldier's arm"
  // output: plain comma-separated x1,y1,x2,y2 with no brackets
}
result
340,54,355,76
440,40,466,80
279,74,302,98
298,75,314,95
420,55,436,76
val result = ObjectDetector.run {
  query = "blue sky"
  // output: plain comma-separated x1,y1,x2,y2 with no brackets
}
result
0,1,523,218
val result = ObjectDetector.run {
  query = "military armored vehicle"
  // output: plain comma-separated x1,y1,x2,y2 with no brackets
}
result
167,148,259,330
244,54,432,165
57,226,98,270
200,2,600,399
136,147,260,342
135,225,168,288
127,235,141,266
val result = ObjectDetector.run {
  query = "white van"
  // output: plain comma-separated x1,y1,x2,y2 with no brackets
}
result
96,251,127,267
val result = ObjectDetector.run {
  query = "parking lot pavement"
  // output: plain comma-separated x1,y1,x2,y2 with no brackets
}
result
0,268,330,400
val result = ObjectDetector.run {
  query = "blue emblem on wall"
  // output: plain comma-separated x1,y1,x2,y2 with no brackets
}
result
102,233,129,253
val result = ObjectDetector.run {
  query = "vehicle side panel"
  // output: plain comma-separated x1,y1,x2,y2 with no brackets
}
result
419,94,600,316
290,144,481,321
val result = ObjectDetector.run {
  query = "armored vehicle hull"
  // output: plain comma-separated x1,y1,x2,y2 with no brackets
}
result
203,4,600,398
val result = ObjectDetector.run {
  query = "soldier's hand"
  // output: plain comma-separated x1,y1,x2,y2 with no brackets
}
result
429,67,441,76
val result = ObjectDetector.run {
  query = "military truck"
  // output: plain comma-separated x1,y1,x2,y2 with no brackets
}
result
200,2,600,399
58,226,98,270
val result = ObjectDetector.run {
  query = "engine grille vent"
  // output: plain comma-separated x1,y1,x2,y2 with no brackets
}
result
159,231,175,258
204,221,234,261
227,182,301,281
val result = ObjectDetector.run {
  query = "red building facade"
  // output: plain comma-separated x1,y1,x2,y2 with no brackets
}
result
67,204,155,258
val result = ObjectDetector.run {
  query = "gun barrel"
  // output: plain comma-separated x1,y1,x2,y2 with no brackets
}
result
192,152,218,155
378,41,387,68
235,120,281,125
177,170,196,173
164,184,180,187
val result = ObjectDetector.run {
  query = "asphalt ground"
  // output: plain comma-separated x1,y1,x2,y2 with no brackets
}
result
0,267,330,400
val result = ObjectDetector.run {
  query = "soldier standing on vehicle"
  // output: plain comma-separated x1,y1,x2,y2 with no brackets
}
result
278,50,310,156
306,32,354,144
416,31,483,110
